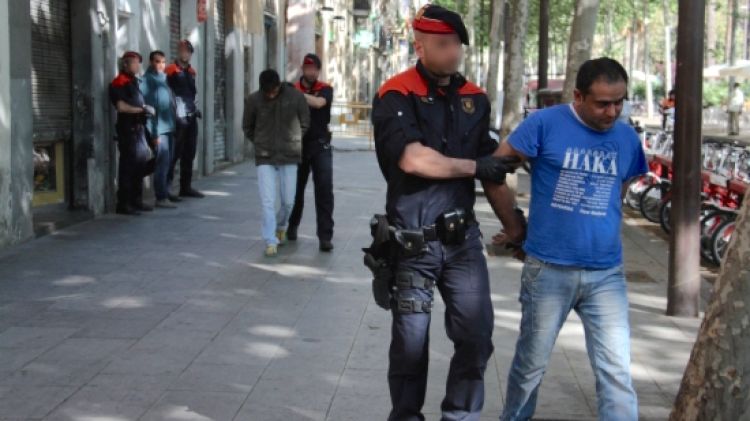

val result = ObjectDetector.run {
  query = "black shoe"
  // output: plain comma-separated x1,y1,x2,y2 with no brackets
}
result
133,202,154,212
287,226,298,241
168,194,182,203
180,187,205,198
116,205,141,215
319,240,333,252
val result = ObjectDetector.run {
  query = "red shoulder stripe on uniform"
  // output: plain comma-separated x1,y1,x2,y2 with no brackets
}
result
377,67,428,97
110,73,133,88
165,63,181,76
294,80,332,93
458,80,486,95
312,81,331,91
165,63,196,77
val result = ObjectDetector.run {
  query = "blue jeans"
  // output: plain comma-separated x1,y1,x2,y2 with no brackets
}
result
256,164,297,246
153,133,174,200
501,256,637,421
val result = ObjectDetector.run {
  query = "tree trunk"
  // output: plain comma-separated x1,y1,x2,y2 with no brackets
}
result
500,0,529,137
726,0,734,64
644,0,654,117
628,8,638,96
486,0,506,128
464,0,477,81
706,0,716,66
561,0,601,103
663,0,672,93
538,0,549,91
670,199,750,419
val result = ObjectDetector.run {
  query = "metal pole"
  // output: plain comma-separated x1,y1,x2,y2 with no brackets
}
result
666,0,705,317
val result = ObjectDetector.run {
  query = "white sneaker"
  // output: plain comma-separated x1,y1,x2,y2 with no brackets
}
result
264,244,278,257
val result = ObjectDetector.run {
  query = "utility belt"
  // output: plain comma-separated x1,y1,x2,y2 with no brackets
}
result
362,208,475,314
392,208,476,256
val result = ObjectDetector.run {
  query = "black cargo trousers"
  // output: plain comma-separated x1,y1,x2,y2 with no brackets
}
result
388,224,494,421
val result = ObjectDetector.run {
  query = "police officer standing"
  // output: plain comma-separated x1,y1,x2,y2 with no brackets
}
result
109,51,155,215
287,54,335,252
166,40,204,198
370,5,525,420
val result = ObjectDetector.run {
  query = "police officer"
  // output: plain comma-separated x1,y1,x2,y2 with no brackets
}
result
166,40,204,199
287,53,335,251
109,51,155,215
371,4,525,420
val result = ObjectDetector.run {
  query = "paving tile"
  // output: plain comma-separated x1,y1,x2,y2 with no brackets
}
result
0,154,702,421
140,390,248,421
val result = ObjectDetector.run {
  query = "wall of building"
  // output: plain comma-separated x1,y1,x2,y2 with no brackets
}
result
285,0,315,81
0,1,35,248
0,0,16,247
0,0,271,250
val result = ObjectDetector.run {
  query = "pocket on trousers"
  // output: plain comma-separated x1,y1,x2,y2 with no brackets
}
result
522,256,545,284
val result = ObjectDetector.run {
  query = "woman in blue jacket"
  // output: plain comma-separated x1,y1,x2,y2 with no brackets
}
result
140,50,179,208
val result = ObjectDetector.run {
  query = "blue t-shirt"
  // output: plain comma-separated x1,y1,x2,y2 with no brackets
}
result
508,104,648,269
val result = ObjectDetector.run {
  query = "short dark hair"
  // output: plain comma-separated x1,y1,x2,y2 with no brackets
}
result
576,57,629,95
149,50,166,62
259,69,281,93
735,82,741,89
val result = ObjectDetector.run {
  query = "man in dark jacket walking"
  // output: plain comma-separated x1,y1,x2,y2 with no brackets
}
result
287,53,335,252
243,69,310,257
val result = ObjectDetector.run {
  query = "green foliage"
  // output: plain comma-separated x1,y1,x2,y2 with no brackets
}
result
703,80,729,107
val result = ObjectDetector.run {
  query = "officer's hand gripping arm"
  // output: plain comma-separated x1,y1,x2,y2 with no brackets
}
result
481,142,528,255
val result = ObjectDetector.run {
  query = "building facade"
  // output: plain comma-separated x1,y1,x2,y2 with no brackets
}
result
0,0,286,249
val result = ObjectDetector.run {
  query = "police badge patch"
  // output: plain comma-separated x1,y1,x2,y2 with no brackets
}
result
461,98,475,114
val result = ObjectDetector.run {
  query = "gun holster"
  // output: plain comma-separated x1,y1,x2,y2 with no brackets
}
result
363,214,396,310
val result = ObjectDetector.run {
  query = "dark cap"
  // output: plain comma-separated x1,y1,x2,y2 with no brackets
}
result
121,51,142,62
412,4,469,45
302,53,322,69
178,39,194,53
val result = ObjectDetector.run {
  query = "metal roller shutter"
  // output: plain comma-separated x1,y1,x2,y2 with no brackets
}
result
30,0,72,143
170,0,181,61
214,0,227,162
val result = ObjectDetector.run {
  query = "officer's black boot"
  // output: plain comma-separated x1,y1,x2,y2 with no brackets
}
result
116,204,141,215
319,239,333,252
287,225,298,241
180,187,204,198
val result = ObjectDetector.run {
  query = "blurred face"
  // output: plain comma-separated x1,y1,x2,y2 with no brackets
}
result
414,31,463,78
125,58,141,75
573,79,627,131
264,86,281,100
151,55,166,73
302,65,320,84
178,46,192,63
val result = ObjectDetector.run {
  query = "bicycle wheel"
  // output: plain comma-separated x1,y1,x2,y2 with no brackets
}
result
659,198,672,234
700,211,733,264
710,218,737,266
639,183,665,223
625,176,650,211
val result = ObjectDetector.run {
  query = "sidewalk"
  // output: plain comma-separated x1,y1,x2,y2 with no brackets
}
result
0,148,700,420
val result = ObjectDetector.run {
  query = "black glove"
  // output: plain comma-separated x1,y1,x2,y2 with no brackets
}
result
194,110,203,119
475,155,517,184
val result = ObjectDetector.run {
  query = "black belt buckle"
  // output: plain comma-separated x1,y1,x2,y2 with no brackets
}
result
436,208,469,245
